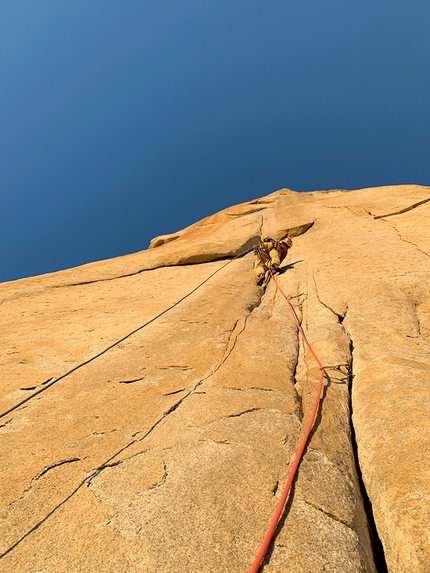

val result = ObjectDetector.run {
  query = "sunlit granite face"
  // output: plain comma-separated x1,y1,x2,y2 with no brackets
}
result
1,184,429,573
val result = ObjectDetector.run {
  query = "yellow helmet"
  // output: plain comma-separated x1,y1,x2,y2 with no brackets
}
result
282,237,293,248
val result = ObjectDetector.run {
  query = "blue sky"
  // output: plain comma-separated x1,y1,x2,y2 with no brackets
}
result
1,0,429,282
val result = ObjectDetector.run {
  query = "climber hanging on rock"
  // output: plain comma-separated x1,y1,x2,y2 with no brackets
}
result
254,236,293,286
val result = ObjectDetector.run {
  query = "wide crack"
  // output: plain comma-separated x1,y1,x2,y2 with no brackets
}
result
348,339,388,573
312,276,388,573
292,337,304,423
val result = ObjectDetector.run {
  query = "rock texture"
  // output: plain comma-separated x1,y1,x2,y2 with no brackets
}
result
1,185,429,573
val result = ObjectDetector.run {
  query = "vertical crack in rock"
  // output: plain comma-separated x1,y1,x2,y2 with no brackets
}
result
312,270,346,323
411,300,422,337
291,315,304,423
0,297,259,559
261,277,303,422
149,461,168,489
93,311,254,475
258,213,264,238
348,338,389,573
285,280,308,428
0,383,200,558
312,276,388,572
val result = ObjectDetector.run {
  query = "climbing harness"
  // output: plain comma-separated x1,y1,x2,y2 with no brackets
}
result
0,248,254,422
248,269,326,573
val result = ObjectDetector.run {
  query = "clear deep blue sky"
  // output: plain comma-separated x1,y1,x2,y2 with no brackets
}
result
1,1,429,283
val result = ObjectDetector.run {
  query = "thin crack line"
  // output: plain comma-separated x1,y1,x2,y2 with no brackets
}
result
389,223,430,260
31,458,80,484
0,300,255,558
0,251,254,422
0,476,92,560
292,329,303,423
301,499,354,531
0,390,191,559
51,256,241,288
226,408,263,418
0,251,253,305
312,271,346,322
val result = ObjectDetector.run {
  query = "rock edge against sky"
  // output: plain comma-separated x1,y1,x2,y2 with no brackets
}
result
1,185,429,573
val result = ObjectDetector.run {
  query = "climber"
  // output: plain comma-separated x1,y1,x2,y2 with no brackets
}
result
254,236,293,286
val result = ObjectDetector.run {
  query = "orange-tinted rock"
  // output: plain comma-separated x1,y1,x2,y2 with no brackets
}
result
1,185,429,572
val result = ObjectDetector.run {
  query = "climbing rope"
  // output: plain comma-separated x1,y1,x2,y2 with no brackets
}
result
3,233,322,569
248,268,326,573
0,248,254,421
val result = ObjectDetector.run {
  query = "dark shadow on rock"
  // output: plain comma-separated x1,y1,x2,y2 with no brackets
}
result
258,260,304,288
277,260,304,273
308,372,331,444
259,372,330,570
260,479,298,569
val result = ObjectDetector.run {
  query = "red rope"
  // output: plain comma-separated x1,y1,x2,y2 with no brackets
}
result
248,271,325,573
